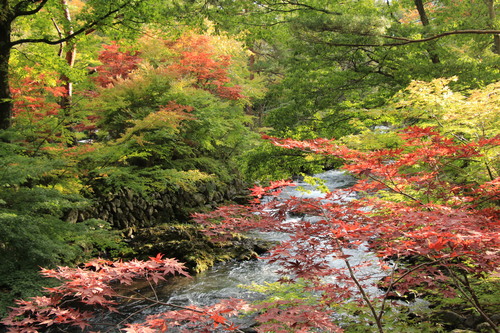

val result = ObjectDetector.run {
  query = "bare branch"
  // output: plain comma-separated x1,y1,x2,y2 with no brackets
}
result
50,18,64,57
321,29,500,47
9,1,132,47
260,0,342,15
13,0,49,17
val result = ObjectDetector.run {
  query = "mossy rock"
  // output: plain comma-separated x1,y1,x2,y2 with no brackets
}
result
126,224,275,273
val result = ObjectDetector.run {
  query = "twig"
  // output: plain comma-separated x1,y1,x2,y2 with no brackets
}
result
118,293,247,333
445,264,499,333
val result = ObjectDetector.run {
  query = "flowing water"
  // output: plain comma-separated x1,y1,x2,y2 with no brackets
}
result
160,170,360,305
114,170,388,330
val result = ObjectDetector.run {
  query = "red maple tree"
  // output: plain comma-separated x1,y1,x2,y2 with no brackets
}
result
9,68,74,153
2,254,249,332
195,126,500,332
92,42,142,88
167,34,245,100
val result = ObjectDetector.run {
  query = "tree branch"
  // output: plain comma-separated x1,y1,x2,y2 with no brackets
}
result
13,0,49,17
445,264,500,333
120,293,247,333
9,1,131,47
322,29,500,47
260,0,342,15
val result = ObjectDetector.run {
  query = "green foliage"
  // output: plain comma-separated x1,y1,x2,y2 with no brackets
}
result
173,157,234,184
428,276,500,321
243,280,318,305
208,0,500,147
330,79,500,196
0,213,78,269
369,78,500,185
3,0,498,328
239,141,332,182
90,67,177,139
387,78,500,139
339,305,444,333
3,186,87,215
0,204,126,316
340,129,403,151
86,164,215,195
0,270,56,319
0,142,61,186
0,137,128,316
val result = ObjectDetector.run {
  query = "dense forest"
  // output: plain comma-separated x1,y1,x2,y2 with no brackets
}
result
0,0,499,332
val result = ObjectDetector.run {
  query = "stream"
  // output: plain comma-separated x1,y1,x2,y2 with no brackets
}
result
114,170,388,330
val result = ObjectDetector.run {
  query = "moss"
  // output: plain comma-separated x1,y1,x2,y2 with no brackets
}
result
126,223,275,273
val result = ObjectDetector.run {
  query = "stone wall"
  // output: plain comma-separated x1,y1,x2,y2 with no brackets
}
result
66,178,248,229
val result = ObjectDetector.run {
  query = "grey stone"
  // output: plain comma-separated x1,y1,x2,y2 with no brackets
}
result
439,310,466,328
476,322,498,332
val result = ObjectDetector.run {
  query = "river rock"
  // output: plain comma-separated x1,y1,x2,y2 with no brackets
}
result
476,322,498,332
465,314,483,328
66,209,79,223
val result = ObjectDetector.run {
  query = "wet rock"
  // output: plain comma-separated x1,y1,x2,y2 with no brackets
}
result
192,193,206,205
70,177,249,233
113,198,121,208
125,199,134,211
66,209,79,223
78,211,87,221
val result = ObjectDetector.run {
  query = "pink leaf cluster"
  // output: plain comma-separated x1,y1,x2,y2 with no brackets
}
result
2,254,189,332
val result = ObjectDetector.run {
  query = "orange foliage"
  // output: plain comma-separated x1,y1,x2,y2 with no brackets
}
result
167,34,245,100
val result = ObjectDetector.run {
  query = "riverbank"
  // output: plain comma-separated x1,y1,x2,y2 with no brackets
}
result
125,223,277,273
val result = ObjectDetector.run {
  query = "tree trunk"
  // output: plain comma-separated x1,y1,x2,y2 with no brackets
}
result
414,0,440,64
60,45,76,110
486,0,500,54
59,0,76,111
0,13,12,130
414,0,430,26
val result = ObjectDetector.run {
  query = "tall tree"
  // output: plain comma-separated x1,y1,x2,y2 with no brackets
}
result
208,0,500,138
52,0,77,111
486,0,500,54
413,0,440,63
0,0,194,129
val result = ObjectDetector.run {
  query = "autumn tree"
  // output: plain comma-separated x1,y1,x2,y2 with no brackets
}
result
191,78,500,332
10,68,68,151
167,33,246,100
80,32,261,174
0,0,201,129
2,73,499,331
